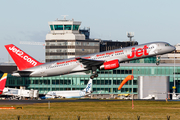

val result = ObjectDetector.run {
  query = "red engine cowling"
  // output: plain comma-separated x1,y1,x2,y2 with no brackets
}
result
100,59,120,70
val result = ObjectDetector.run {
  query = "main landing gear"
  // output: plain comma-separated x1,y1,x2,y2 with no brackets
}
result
90,66,98,79
90,73,98,79
156,55,160,66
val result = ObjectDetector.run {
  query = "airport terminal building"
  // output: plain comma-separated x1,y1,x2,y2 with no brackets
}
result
3,62,180,99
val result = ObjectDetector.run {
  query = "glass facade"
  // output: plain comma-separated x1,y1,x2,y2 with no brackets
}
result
46,42,68,46
50,25,54,30
45,40,100,62
4,64,180,95
54,25,63,30
50,25,79,31
73,25,79,30
130,56,159,63
64,25,72,30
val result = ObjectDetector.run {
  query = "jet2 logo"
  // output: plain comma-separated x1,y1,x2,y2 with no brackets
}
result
127,45,148,59
9,46,37,66
127,44,157,59
86,83,92,92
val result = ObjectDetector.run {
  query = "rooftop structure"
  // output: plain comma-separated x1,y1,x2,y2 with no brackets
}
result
100,40,138,52
46,18,85,40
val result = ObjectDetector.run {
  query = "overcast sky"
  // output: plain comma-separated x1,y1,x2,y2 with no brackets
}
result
0,0,180,62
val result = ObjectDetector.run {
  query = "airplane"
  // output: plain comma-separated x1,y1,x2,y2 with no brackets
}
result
0,73,8,95
43,78,92,99
5,42,176,79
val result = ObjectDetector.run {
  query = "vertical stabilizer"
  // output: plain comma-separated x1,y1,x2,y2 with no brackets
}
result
5,44,43,70
0,73,8,94
83,79,92,93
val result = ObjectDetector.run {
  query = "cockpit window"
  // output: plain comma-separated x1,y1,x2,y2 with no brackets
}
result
165,43,171,46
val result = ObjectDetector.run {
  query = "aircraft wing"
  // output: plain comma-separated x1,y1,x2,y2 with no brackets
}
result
75,57,105,67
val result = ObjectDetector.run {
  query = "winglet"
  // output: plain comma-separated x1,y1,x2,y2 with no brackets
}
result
0,73,8,94
5,44,43,70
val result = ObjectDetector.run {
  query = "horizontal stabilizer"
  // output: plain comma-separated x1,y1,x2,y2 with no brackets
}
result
13,71,33,77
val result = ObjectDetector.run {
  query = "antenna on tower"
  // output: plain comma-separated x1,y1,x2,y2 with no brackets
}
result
127,32,134,41
61,15,69,20
127,32,135,46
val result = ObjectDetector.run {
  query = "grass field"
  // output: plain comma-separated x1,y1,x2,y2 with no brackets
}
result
0,100,180,120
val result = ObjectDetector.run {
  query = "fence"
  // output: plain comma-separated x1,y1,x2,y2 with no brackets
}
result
0,112,179,120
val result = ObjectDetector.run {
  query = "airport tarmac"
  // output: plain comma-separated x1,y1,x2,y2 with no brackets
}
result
0,99,129,105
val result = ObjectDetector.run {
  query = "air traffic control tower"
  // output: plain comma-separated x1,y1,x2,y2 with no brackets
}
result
45,18,99,62
46,18,85,40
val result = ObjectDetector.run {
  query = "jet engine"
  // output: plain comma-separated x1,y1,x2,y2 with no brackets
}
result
100,59,120,70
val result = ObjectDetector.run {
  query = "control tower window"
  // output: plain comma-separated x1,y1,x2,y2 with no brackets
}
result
50,25,54,30
73,25,79,30
54,25,63,30
64,25,72,30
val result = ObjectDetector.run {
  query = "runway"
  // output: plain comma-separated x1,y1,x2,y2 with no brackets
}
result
0,99,124,105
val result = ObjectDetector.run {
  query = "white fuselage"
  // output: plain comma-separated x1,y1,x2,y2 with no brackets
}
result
45,90,89,98
45,79,92,99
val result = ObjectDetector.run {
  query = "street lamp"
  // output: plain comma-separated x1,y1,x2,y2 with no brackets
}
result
172,50,176,99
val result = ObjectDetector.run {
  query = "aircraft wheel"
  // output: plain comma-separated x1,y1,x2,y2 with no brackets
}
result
90,75,94,79
94,74,98,78
156,62,159,65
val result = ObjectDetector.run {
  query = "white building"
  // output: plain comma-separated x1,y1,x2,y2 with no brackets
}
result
45,18,99,62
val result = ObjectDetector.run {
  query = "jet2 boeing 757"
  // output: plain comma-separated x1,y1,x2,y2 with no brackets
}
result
5,42,175,79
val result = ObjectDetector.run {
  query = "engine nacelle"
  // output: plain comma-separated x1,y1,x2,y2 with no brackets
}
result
100,59,120,70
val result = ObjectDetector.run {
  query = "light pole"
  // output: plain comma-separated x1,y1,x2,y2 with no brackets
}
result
172,50,176,99
132,69,134,109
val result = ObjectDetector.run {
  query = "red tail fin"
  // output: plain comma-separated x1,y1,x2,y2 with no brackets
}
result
5,44,43,70
0,73,8,94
